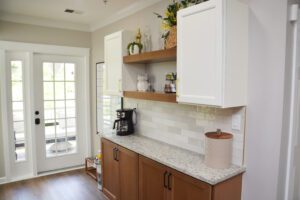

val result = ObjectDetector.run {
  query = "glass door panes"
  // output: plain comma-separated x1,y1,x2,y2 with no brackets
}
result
43,62,77,157
10,61,26,162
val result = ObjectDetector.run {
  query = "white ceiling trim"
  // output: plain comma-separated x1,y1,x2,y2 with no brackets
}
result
90,0,162,31
0,12,90,32
0,0,162,32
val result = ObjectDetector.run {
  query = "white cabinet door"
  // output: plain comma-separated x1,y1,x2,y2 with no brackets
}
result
177,0,248,107
177,1,223,106
104,31,123,96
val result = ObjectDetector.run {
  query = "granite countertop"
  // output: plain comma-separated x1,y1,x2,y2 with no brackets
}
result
102,133,245,185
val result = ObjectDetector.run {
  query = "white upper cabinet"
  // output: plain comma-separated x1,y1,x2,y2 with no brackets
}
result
104,30,145,96
177,0,248,108
104,31,123,96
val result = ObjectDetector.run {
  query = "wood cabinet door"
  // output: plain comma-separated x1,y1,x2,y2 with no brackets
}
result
212,174,242,200
118,145,139,200
168,169,212,200
139,156,168,200
177,1,223,106
101,139,119,200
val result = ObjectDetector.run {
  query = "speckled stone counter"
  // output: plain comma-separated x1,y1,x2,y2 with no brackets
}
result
102,133,245,185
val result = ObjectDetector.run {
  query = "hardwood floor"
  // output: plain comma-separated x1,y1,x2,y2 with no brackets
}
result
0,169,108,200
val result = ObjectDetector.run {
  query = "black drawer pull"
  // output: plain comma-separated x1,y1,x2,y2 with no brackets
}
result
163,171,168,188
167,173,172,190
115,148,119,161
113,148,117,160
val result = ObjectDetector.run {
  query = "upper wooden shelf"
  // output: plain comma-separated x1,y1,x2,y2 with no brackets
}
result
123,47,176,64
123,91,177,103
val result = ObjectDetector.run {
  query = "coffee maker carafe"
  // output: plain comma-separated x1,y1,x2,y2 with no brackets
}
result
113,107,137,136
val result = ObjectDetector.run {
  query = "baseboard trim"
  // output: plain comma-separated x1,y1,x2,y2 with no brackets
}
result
0,165,85,185
0,177,7,184
37,165,85,177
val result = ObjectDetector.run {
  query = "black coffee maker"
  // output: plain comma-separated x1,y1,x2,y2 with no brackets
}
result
113,98,137,136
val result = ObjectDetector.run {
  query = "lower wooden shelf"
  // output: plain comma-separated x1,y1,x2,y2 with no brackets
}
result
123,91,177,103
85,157,97,181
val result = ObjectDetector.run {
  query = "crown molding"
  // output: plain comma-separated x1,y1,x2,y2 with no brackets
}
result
0,12,90,32
0,0,162,32
90,0,162,31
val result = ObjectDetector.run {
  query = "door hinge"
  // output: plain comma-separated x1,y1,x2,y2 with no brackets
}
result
290,4,299,22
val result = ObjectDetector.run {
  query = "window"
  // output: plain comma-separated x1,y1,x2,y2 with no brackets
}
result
43,62,77,157
10,60,26,162
96,63,120,134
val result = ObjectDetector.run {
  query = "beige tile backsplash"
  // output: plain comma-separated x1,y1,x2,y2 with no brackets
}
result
125,98,246,166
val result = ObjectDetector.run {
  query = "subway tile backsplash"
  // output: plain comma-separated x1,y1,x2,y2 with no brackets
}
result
125,98,246,166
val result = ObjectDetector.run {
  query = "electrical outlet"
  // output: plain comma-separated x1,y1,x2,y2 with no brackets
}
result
232,114,241,130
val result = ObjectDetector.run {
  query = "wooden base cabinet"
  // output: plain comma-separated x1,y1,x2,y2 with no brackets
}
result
102,140,243,200
139,155,242,200
101,139,138,200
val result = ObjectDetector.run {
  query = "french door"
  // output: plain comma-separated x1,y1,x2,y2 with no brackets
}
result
2,48,90,180
34,54,86,173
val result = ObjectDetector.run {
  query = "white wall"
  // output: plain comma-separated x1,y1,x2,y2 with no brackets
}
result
243,0,288,199
91,0,169,155
0,20,91,48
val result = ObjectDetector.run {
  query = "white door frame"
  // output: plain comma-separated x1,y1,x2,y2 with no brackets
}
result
0,41,91,182
283,4,300,200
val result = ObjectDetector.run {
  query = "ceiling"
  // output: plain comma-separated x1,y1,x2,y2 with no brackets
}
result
0,0,161,32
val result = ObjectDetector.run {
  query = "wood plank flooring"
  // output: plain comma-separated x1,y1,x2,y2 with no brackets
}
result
0,169,108,200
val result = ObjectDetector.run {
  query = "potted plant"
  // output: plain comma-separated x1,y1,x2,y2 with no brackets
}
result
154,0,207,49
127,29,143,55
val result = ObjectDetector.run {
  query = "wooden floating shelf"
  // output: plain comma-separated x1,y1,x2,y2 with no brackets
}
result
123,47,176,64
123,91,177,103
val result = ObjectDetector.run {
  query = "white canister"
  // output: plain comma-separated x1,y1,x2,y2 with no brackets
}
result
204,129,233,169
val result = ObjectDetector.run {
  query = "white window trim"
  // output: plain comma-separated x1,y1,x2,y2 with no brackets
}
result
0,41,91,182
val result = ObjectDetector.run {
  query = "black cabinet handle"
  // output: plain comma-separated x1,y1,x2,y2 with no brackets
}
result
113,148,116,160
167,173,172,190
163,171,168,188
115,148,119,161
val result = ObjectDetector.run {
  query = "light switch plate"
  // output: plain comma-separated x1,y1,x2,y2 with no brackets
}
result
232,114,241,130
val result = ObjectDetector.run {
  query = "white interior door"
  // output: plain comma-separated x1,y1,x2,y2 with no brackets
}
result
34,54,86,173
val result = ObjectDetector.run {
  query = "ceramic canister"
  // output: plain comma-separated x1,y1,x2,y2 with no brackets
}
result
204,129,233,169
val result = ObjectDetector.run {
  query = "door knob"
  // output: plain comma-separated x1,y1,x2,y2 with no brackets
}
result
35,118,40,125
